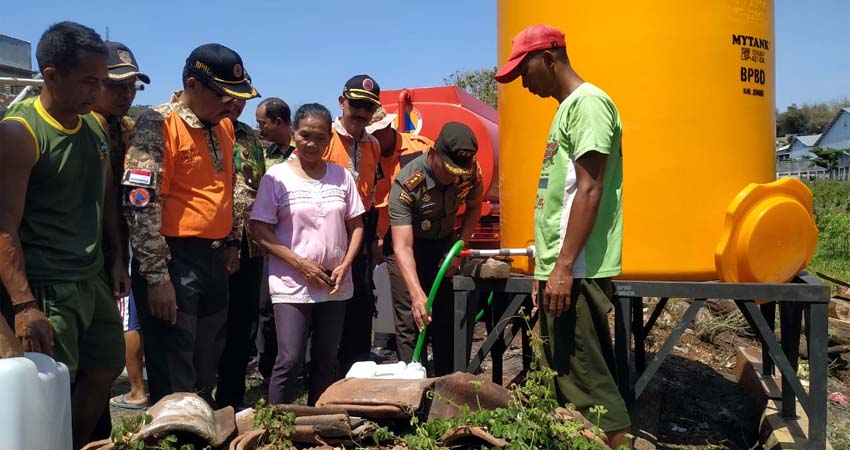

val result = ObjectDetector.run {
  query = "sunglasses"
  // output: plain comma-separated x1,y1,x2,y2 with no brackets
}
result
348,99,378,113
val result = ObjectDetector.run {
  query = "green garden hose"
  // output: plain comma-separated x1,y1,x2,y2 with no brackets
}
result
411,240,465,364
474,292,495,322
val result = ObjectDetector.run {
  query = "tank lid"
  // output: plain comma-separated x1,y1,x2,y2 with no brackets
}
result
715,178,818,283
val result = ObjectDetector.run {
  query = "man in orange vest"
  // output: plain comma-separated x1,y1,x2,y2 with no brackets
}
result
323,75,382,375
367,108,434,359
122,43,259,404
368,108,435,249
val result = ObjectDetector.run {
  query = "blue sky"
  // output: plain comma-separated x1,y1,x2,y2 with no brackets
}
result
3,0,848,118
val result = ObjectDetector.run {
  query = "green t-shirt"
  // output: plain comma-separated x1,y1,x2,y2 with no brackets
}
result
533,83,623,280
2,96,109,283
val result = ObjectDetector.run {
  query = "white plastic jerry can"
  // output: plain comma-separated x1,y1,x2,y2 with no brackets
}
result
0,352,72,450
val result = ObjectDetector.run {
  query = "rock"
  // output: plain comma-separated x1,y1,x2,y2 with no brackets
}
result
461,257,511,279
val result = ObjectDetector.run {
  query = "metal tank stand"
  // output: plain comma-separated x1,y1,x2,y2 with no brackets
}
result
451,273,830,450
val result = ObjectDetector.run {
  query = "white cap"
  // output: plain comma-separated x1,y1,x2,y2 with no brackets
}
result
366,107,398,134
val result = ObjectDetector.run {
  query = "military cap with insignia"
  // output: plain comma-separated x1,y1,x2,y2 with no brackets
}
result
185,43,259,100
343,74,381,106
435,122,479,176
105,41,150,84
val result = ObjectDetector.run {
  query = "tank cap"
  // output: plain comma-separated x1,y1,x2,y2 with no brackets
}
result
715,178,818,283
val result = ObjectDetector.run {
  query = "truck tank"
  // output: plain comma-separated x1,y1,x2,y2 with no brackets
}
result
379,86,501,248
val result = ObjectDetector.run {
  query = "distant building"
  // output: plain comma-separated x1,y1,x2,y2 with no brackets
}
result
0,34,34,106
777,108,850,181
818,108,850,151
788,134,822,160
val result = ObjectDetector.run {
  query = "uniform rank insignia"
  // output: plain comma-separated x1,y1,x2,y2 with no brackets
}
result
398,190,413,205
403,170,425,192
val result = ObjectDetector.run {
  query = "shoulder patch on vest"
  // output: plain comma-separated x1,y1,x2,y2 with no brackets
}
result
403,170,425,192
127,187,152,207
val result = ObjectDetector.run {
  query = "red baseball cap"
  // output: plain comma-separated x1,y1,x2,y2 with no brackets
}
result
495,24,566,84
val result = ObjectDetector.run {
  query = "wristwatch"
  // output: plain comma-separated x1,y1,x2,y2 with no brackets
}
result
12,300,38,314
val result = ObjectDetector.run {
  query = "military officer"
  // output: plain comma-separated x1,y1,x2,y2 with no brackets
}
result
386,122,484,376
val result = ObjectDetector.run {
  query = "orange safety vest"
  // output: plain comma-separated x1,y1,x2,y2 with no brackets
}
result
375,132,434,238
323,127,381,210
160,114,235,239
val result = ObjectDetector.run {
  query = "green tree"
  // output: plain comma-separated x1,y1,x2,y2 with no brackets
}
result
777,104,807,136
444,67,498,109
776,98,850,136
809,147,847,179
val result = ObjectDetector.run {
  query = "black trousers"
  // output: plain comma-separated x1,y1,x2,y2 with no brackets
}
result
132,237,229,405
337,209,378,376
385,236,476,376
216,238,263,409
255,259,276,379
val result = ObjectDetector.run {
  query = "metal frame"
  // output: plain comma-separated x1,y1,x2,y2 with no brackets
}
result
451,272,830,450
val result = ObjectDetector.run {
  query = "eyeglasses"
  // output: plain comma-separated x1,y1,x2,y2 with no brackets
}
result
347,99,378,113
203,81,236,104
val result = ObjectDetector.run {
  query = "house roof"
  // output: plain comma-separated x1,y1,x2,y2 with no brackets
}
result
814,108,850,147
796,134,822,147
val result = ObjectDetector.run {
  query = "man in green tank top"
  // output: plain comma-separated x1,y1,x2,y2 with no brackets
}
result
496,25,631,449
0,22,128,450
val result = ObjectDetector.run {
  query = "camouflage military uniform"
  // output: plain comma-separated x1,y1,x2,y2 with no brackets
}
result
104,115,134,266
386,153,483,375
265,142,295,168
107,115,134,194
232,120,266,257
122,93,238,403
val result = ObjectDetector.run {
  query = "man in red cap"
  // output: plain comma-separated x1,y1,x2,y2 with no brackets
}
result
496,24,630,448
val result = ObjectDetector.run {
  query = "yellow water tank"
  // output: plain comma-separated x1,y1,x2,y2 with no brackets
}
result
498,0,815,281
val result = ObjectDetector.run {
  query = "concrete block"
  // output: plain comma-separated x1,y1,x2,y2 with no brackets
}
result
735,346,833,450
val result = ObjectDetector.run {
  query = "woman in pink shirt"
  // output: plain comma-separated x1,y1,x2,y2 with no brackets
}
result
251,103,365,405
